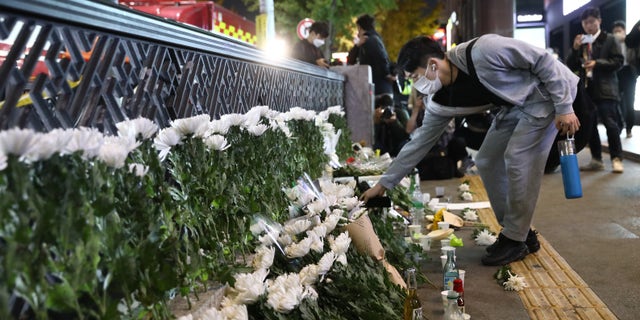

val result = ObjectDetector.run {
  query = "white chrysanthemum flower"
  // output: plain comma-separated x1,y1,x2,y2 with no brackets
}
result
302,285,319,301
266,273,304,313
295,192,315,207
277,233,293,247
270,119,292,138
220,113,246,127
153,127,183,160
232,268,268,304
326,106,344,116
116,117,158,140
243,106,269,128
458,183,470,192
316,110,330,123
463,209,478,221
199,307,224,320
460,191,473,201
474,229,497,246
204,134,230,151
246,124,269,136
221,303,248,320
0,128,38,156
285,236,312,258
299,264,319,286
284,107,316,121
176,314,194,320
207,119,231,135
21,130,67,162
252,245,275,270
64,127,104,159
171,114,210,137
283,219,312,236
318,251,335,275
335,253,348,265
259,234,277,246
328,232,351,256
307,232,324,253
250,221,265,235
339,197,360,211
306,196,334,216
0,152,7,171
322,213,342,234
310,215,321,226
308,225,327,239
98,136,132,168
503,271,528,291
128,163,149,177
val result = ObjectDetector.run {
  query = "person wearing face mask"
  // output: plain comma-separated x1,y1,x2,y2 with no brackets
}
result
291,22,330,68
612,21,640,139
360,34,580,266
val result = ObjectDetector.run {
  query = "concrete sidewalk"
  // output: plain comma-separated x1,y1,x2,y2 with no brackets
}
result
415,130,640,319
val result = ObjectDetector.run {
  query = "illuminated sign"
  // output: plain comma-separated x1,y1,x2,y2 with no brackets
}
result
517,14,543,23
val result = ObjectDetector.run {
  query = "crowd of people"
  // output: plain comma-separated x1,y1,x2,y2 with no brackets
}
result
290,8,640,266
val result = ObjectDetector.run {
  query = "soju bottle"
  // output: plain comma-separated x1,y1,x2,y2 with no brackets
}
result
403,268,422,320
443,250,459,291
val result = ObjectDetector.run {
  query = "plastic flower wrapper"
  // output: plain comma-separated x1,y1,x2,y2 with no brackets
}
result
251,214,285,256
474,229,497,246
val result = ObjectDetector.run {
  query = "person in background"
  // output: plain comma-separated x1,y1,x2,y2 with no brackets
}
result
361,34,580,266
626,19,640,48
566,7,624,173
612,21,639,138
354,14,396,98
373,95,408,157
291,22,329,68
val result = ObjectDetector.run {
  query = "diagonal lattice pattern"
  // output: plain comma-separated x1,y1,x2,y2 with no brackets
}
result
0,9,343,134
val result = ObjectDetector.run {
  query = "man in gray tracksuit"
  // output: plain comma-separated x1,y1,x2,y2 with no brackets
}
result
361,34,581,266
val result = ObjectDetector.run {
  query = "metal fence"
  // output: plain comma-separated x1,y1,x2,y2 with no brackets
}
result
0,0,344,134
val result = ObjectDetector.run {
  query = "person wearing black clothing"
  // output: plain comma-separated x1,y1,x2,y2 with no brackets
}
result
627,19,640,48
613,21,640,138
354,14,395,98
291,22,329,68
373,95,408,157
566,7,624,173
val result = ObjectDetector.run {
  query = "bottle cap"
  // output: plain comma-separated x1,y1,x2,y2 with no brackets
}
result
453,278,463,291
447,290,459,299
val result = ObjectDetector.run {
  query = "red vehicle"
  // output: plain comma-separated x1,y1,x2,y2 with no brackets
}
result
120,0,257,45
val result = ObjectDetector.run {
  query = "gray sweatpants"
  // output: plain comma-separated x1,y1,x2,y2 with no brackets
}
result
475,106,557,242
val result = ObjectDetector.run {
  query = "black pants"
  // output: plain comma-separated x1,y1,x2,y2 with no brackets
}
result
589,99,623,160
618,66,638,132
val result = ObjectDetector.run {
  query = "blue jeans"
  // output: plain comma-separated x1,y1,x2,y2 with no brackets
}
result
588,99,622,160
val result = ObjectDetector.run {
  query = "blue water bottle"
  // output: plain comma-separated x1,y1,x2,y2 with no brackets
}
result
558,134,582,199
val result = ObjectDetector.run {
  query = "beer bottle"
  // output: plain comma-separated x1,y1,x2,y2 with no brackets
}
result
403,268,423,320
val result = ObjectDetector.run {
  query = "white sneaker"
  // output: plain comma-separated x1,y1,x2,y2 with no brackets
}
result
612,158,624,173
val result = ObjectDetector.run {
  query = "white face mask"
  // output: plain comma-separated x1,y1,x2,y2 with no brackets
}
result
313,38,325,48
413,65,442,95
614,32,625,42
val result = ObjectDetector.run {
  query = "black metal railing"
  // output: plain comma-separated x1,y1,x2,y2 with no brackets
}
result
0,0,344,134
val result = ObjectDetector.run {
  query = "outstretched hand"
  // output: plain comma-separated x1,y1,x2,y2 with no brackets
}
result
554,113,580,136
359,183,386,204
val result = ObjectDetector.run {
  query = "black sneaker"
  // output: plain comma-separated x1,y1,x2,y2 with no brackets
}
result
481,233,529,266
486,229,540,254
526,229,540,254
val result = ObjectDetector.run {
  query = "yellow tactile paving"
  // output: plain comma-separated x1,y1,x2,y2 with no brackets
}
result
466,176,617,320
